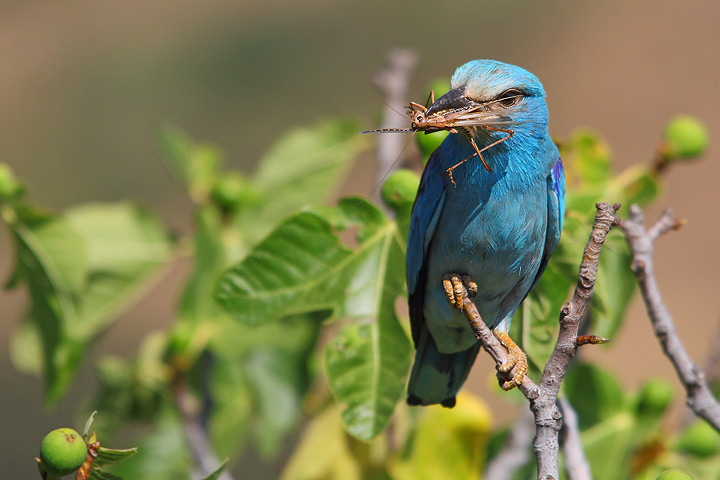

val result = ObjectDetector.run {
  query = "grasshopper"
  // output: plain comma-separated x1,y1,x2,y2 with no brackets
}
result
364,90,516,186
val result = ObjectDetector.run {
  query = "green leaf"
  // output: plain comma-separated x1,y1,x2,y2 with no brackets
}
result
590,231,636,339
90,332,170,434
199,459,229,480
215,198,411,440
6,203,172,404
611,165,662,207
208,312,322,458
323,200,411,441
324,318,410,441
8,317,43,374
579,410,638,479
89,469,125,480
169,206,236,364
389,393,492,480
104,411,190,480
215,211,352,325
564,362,625,429
245,348,309,455
562,129,612,186
65,203,173,338
94,446,139,466
252,120,366,218
512,263,573,376
157,125,222,203
563,365,642,479
280,405,388,480
234,119,367,246
205,350,253,458
8,213,85,403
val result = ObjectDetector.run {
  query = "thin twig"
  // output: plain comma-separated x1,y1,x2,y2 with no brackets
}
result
702,321,720,390
483,408,534,480
175,381,235,480
558,397,593,480
459,202,619,480
372,47,418,194
618,205,720,431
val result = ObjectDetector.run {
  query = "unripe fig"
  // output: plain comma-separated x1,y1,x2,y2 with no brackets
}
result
663,115,709,159
636,378,674,415
416,130,449,158
210,173,260,211
427,78,450,100
656,470,693,480
416,78,452,160
381,169,420,209
39,428,87,477
676,420,720,457
0,163,21,199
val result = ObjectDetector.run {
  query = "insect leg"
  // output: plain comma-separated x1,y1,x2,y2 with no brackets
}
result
446,129,492,185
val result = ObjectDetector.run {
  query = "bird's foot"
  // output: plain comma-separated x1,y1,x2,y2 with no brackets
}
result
442,274,478,309
492,329,528,391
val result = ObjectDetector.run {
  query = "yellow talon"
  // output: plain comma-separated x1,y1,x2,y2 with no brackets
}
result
442,274,472,310
442,277,456,306
462,275,478,296
493,329,528,390
453,278,464,307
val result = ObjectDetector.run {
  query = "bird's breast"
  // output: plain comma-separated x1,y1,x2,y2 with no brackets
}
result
422,177,548,352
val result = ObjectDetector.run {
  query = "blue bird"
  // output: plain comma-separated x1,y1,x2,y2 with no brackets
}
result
406,60,565,407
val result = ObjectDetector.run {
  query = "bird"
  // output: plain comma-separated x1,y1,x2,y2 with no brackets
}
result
405,59,565,407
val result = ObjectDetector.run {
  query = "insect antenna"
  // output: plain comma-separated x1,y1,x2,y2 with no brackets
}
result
366,131,417,199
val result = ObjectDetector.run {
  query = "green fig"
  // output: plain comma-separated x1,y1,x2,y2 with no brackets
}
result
663,115,709,159
39,428,87,478
676,420,720,457
636,378,675,415
381,169,420,209
656,469,693,480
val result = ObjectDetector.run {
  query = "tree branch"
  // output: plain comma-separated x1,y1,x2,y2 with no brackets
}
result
371,47,418,191
558,397,593,480
460,202,619,480
702,321,720,392
174,381,235,480
483,408,534,480
618,204,720,431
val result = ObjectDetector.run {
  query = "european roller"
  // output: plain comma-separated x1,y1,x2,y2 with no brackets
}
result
406,60,565,407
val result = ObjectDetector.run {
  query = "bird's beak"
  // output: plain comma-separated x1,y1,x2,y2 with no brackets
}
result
426,87,477,116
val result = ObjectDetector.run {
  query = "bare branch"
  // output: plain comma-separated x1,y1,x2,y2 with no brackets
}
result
483,408,534,480
558,397,593,480
459,202,619,479
703,321,720,390
175,381,235,480
618,204,720,431
460,286,540,397
371,47,418,191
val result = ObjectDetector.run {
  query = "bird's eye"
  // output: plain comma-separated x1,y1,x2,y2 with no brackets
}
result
498,89,522,107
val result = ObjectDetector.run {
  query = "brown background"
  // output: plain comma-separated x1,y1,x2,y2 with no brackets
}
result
1,1,718,477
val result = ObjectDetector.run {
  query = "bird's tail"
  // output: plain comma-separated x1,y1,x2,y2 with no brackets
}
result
406,324,481,408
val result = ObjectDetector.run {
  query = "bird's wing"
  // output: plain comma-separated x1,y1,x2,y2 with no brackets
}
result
528,156,565,291
406,150,446,346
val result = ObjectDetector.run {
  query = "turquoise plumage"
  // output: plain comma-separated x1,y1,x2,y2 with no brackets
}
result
406,60,565,407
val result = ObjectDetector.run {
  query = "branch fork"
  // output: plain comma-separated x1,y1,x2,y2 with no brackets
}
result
618,205,720,430
462,202,620,480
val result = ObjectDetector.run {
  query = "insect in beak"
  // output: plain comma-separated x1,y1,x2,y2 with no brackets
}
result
363,89,516,186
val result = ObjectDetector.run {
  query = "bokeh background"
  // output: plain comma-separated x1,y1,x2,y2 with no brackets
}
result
1,0,719,477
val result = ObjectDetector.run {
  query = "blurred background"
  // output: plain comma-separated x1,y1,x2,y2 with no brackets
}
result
1,0,718,477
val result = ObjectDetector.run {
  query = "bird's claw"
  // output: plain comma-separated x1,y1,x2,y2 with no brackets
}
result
493,330,528,390
442,274,478,310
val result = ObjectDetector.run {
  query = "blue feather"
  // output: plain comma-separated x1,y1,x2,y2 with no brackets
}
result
406,60,565,406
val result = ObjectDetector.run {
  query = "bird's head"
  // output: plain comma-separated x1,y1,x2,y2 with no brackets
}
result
425,60,550,141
